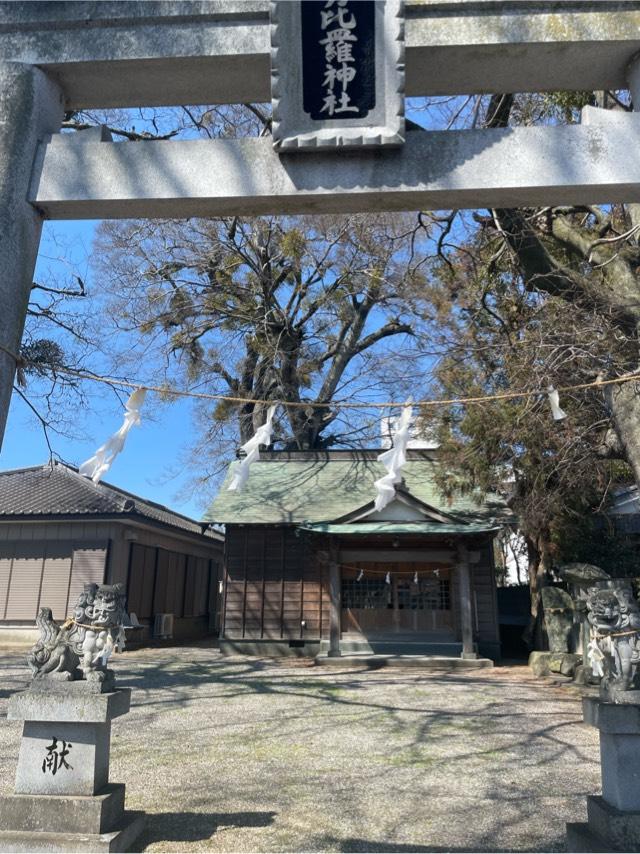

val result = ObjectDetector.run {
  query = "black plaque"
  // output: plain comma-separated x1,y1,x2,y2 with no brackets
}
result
301,0,376,121
271,0,404,151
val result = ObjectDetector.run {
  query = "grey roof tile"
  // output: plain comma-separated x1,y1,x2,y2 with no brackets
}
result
0,462,221,540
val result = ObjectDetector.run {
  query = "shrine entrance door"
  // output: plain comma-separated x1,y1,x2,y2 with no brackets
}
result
340,562,455,640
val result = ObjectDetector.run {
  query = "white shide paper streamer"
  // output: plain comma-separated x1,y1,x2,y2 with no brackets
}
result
547,385,568,421
587,635,606,678
373,399,414,512
79,388,146,484
228,404,278,492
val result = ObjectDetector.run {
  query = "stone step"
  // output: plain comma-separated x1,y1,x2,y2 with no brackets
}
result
315,654,493,670
0,811,145,853
319,640,463,656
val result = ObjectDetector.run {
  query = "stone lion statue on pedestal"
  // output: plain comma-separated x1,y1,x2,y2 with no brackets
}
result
27,582,128,690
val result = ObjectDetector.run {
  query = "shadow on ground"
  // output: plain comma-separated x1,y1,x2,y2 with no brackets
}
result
138,810,277,849
334,840,566,853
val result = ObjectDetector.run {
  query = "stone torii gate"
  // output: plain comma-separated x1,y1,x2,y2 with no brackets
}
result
2,1,640,452
2,4,640,850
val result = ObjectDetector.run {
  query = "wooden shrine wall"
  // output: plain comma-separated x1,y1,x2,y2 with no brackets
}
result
223,526,330,641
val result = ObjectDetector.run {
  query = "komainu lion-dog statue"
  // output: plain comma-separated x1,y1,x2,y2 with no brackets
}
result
27,582,128,690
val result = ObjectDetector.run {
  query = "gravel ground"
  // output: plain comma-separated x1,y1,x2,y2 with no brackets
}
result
0,645,600,853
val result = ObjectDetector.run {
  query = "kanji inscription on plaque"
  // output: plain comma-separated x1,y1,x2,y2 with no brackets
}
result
271,0,404,151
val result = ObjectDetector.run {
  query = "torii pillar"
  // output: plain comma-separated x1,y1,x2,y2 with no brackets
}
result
0,63,63,449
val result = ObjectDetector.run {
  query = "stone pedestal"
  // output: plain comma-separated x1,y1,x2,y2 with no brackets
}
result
567,698,640,852
0,687,144,852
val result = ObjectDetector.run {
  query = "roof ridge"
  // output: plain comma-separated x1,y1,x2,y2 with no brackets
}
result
55,463,126,510
207,455,510,526
53,461,207,526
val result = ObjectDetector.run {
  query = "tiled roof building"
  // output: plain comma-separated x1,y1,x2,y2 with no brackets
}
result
0,462,223,646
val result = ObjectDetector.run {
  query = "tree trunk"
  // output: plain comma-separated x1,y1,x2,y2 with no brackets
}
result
606,380,640,486
523,534,551,650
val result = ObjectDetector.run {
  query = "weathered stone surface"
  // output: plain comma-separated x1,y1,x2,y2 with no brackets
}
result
567,699,640,850
0,811,145,853
573,664,597,686
8,688,130,723
600,730,640,812
542,587,575,610
0,3,638,109
0,62,62,449
31,116,640,220
28,583,127,687
1,666,142,851
583,697,640,733
0,784,125,834
583,699,640,813
547,653,564,672
605,688,640,706
558,562,609,586
533,651,582,677
271,0,404,151
542,587,574,653
585,581,640,699
559,653,582,677
566,821,610,853
28,679,116,696
588,795,640,852
528,651,551,677
15,720,110,796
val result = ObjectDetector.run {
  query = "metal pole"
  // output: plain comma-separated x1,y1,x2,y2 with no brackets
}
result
0,63,63,449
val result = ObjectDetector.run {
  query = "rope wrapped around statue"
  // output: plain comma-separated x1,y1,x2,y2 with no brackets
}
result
586,581,640,703
27,582,129,692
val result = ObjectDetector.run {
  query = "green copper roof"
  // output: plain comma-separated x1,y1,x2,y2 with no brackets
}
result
205,452,510,527
299,521,500,535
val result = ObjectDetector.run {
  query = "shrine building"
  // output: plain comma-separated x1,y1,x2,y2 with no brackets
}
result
206,449,510,662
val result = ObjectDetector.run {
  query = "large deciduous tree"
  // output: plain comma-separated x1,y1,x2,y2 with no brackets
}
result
483,91,640,483
95,212,427,452
416,89,640,641
420,242,631,643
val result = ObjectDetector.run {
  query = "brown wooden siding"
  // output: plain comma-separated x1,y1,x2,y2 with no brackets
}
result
5,543,43,620
223,527,328,640
38,542,73,620
127,544,217,626
223,529,500,647
68,546,108,613
0,550,11,616
0,541,106,621
0,519,223,647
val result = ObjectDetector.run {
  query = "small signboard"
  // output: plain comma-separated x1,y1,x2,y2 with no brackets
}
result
271,0,405,151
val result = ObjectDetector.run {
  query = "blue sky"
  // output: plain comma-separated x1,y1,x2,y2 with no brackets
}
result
2,100,457,521
3,219,208,521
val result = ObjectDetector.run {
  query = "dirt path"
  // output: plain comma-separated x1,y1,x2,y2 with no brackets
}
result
0,647,599,852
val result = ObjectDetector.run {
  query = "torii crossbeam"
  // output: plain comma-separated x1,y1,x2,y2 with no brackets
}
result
3,0,640,446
